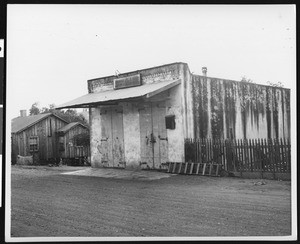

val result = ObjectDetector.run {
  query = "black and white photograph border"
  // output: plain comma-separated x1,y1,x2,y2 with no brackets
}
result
5,4,297,242
0,105,2,207
1,38,4,208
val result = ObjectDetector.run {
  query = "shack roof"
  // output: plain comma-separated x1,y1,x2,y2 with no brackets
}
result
57,122,88,134
11,113,67,134
56,79,181,109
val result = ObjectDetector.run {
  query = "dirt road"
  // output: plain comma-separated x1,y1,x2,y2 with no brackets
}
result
10,165,291,237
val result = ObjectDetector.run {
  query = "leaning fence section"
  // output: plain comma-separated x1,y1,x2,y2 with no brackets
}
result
67,145,90,159
184,138,291,174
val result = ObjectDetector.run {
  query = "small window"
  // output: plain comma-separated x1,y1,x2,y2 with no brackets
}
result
165,115,176,130
29,136,39,152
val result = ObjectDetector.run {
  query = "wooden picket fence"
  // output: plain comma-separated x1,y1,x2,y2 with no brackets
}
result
67,145,90,159
184,138,291,174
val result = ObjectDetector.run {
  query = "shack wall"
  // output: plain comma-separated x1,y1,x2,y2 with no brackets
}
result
11,115,67,164
89,107,102,168
165,85,185,162
62,125,89,158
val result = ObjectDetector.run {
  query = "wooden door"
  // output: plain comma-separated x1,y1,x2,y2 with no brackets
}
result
153,102,168,168
100,106,125,168
100,108,113,167
140,104,154,167
111,107,125,167
139,102,168,169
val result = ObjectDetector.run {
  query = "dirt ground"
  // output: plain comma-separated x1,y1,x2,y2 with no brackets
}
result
10,165,291,238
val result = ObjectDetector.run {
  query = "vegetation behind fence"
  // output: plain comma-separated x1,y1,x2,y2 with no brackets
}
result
185,138,291,173
67,145,90,159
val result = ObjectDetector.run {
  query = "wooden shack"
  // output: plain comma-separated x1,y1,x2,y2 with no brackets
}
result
11,111,68,164
56,122,90,164
56,62,291,169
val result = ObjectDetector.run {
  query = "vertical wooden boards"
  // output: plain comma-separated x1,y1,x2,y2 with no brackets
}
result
151,103,160,168
99,106,125,168
139,101,168,169
158,103,168,166
111,107,125,168
139,104,153,168
152,101,168,168
100,108,113,167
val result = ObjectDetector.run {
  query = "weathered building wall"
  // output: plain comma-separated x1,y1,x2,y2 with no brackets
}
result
191,75,290,140
62,125,89,158
89,107,102,167
121,101,141,168
87,63,182,94
179,63,194,139
86,62,290,169
167,85,185,162
11,115,68,163
87,63,186,168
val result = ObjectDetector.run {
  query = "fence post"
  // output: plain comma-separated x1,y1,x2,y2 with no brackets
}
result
269,139,276,180
244,139,249,172
287,138,291,173
264,138,268,178
249,139,253,172
232,139,236,172
280,138,285,172
199,139,202,165
237,139,242,177
283,138,287,172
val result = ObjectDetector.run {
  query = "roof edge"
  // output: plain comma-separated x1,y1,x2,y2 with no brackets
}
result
57,122,89,133
193,74,291,91
88,62,188,82
13,113,69,134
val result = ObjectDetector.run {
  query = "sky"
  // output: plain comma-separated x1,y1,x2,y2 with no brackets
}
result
7,4,296,119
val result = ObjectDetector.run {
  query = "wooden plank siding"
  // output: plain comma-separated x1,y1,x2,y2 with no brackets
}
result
11,115,68,164
60,125,89,159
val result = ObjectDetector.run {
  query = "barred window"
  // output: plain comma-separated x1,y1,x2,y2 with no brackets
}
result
29,136,39,152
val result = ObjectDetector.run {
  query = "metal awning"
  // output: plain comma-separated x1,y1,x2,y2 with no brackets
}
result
56,79,181,109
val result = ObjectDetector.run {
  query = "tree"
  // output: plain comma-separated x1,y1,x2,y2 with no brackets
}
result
41,103,55,114
29,102,41,115
57,109,88,125
241,76,285,88
240,76,254,83
29,102,88,126
266,81,284,88
73,133,90,146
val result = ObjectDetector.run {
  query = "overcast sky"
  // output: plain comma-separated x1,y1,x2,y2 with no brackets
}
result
7,4,296,119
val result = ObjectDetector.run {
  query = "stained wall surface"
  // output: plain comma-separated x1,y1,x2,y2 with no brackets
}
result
88,62,290,169
121,101,141,168
88,63,186,168
190,75,290,140
89,107,102,168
